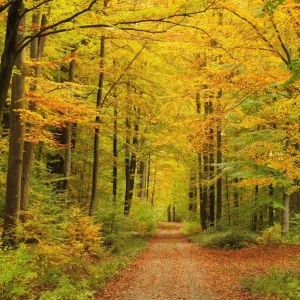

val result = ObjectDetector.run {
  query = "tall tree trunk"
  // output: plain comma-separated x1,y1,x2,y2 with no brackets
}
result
233,178,239,225
252,185,258,231
89,35,105,216
172,206,176,222
112,93,118,202
124,95,131,216
146,154,151,201
269,184,274,226
21,13,46,213
208,101,215,227
61,59,75,195
282,192,290,235
0,0,24,126
226,174,231,226
2,12,26,245
216,103,222,225
167,205,171,222
189,171,197,213
151,164,157,207
196,92,206,230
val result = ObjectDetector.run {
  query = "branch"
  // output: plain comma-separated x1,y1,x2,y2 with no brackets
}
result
101,42,148,106
18,0,98,52
224,7,289,65
18,1,215,50
0,1,13,13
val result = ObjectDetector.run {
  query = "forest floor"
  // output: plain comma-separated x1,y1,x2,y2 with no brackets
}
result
97,223,300,300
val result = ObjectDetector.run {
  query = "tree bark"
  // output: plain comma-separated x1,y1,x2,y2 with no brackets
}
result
21,13,46,213
282,192,290,235
208,101,215,227
0,0,23,125
216,106,222,224
3,9,26,245
112,93,118,202
89,35,105,216
167,205,171,222
252,185,258,231
151,164,157,207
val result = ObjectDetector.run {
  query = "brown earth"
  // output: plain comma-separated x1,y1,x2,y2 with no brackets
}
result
97,223,300,300
97,222,214,300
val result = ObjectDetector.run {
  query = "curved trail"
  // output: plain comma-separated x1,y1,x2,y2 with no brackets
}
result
97,223,214,300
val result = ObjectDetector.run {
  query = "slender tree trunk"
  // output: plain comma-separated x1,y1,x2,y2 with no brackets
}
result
151,164,157,207
89,35,105,216
282,192,290,235
196,93,206,229
124,98,131,216
21,13,46,213
167,205,171,222
146,154,151,201
0,0,24,125
208,101,215,227
2,13,26,245
233,178,239,225
172,206,176,222
252,185,258,231
112,94,118,202
269,184,274,226
216,107,222,224
226,174,231,226
189,172,197,213
61,59,75,194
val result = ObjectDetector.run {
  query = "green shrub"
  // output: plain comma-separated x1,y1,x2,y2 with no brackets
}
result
181,221,202,235
203,231,257,250
257,224,286,245
242,268,300,299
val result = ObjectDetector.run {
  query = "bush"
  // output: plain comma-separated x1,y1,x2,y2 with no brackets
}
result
242,268,300,299
257,225,285,245
181,221,202,235
203,231,257,250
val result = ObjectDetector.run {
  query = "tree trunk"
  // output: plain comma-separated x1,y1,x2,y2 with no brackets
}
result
89,35,105,216
21,13,46,213
282,192,290,235
0,0,23,125
233,178,239,225
151,164,157,207
216,109,222,224
112,93,118,202
167,205,171,222
269,184,274,226
146,154,151,201
61,59,75,195
189,172,197,213
172,206,176,222
252,185,258,231
226,174,231,226
2,14,26,245
208,101,215,227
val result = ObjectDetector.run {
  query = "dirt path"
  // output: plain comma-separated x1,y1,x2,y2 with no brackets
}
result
97,223,214,300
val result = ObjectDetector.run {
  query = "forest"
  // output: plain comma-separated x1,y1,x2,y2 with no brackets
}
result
0,0,300,299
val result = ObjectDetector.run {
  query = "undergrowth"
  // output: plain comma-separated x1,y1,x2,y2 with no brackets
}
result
0,164,154,299
188,230,258,250
242,267,300,299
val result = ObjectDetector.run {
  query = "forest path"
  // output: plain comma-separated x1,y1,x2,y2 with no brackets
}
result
97,222,214,300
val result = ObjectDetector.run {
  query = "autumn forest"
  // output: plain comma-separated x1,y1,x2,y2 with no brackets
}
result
0,0,300,299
